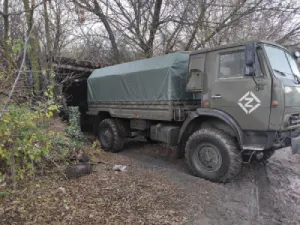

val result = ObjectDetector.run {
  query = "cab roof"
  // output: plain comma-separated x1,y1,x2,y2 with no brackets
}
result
190,40,287,55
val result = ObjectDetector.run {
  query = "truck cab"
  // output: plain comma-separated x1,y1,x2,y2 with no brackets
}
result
187,41,300,155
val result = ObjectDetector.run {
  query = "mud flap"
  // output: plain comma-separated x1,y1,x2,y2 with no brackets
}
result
291,135,300,154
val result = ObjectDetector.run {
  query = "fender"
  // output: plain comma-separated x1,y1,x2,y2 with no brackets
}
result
178,108,244,146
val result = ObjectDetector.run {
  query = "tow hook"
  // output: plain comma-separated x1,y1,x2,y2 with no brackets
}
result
291,135,300,154
255,152,264,160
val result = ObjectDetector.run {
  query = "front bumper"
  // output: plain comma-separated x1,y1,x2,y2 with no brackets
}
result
242,130,300,154
291,135,300,154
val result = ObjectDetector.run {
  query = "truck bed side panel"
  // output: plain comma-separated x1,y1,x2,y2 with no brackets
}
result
86,100,200,121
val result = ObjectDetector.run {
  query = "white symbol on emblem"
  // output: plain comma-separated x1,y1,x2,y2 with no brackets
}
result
238,91,261,114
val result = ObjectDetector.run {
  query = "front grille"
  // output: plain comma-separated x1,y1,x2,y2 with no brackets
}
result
289,113,300,126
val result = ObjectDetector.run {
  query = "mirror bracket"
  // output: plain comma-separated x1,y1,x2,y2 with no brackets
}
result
245,66,255,76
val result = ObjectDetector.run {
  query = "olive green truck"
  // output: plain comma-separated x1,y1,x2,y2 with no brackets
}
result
82,40,300,182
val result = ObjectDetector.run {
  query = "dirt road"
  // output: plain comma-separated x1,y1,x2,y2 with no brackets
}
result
119,139,300,225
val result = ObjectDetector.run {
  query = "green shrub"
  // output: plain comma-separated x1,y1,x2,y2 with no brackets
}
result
0,87,59,186
65,107,85,142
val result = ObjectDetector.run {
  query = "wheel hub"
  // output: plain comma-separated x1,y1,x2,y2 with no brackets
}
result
101,129,112,146
197,144,222,172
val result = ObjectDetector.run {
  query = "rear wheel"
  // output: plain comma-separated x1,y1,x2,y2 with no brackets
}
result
185,128,242,183
98,119,124,153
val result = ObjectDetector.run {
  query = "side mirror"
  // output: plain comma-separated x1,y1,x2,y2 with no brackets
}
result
245,43,256,76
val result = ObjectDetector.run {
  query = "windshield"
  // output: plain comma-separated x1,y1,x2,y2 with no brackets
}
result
286,53,300,77
264,45,300,81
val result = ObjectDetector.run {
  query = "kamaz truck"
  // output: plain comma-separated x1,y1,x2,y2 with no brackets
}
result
82,40,300,182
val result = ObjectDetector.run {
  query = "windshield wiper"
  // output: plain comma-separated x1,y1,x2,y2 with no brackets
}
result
292,73,300,84
272,69,300,84
274,69,300,84
273,69,287,77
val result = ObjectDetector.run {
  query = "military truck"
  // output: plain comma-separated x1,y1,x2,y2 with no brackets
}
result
82,40,300,182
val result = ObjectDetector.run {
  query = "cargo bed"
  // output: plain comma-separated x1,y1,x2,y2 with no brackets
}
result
86,52,201,120
87,100,200,121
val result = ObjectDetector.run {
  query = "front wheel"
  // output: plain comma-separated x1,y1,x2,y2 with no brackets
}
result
185,128,242,183
98,119,124,153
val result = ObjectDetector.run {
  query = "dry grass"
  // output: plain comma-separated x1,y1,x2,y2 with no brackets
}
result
0,144,188,225
0,116,189,224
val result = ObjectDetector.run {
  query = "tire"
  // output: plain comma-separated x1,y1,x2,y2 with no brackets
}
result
185,128,242,183
98,119,124,153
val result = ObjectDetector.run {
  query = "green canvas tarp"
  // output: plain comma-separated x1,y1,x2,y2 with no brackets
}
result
87,52,194,102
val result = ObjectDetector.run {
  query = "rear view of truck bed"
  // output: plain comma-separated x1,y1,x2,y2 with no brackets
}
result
87,52,200,121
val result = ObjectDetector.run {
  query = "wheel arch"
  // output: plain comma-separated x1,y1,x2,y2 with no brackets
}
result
177,108,244,158
184,127,242,182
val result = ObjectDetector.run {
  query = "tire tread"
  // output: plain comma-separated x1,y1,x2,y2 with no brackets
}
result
185,128,242,182
98,119,124,153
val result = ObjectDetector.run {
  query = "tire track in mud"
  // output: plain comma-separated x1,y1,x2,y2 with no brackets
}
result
254,160,299,225
254,163,278,224
117,141,300,225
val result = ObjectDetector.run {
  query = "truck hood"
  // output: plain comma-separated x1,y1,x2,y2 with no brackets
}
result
285,86,300,107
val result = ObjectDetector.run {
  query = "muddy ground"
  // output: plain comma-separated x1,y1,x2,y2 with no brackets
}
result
118,139,300,225
1,138,300,225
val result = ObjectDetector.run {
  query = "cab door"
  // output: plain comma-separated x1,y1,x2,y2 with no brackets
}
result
207,47,272,131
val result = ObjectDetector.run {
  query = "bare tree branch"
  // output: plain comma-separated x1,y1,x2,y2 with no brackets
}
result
0,0,47,16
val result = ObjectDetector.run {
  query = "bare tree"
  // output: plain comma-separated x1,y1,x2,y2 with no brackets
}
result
71,0,121,62
2,0,299,73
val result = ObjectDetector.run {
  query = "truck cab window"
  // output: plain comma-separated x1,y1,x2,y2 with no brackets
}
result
219,51,245,79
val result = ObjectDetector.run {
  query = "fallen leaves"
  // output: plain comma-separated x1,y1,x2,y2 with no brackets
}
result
0,157,187,225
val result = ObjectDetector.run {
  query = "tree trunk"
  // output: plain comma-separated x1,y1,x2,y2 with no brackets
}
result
71,0,121,63
43,0,53,84
2,0,14,76
23,0,41,95
93,0,120,63
145,0,163,57
185,5,206,51
3,0,9,56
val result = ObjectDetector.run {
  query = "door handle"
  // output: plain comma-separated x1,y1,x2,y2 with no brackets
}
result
211,94,222,99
